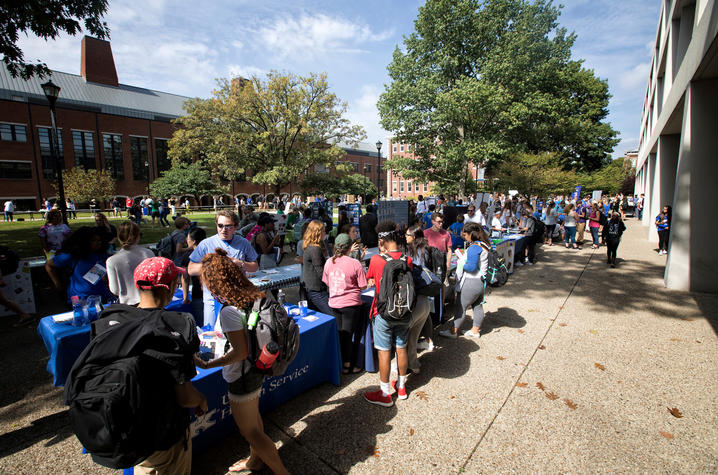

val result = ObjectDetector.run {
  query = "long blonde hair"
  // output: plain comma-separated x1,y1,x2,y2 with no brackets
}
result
302,220,324,251
117,221,141,249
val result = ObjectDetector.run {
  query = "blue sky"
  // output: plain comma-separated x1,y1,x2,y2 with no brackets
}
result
18,0,660,157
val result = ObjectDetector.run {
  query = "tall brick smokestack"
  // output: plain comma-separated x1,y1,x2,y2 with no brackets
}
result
80,36,119,87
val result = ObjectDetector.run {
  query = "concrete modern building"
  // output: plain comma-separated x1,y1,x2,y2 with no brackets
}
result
634,0,718,292
0,36,380,210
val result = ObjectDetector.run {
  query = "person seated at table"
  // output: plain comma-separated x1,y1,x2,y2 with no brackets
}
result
106,221,155,305
46,226,112,304
322,233,368,374
301,220,334,316
254,214,281,270
94,213,117,251
129,257,207,474
194,250,289,475
178,227,207,325
491,210,506,239
188,210,258,328
364,220,413,407
38,209,71,258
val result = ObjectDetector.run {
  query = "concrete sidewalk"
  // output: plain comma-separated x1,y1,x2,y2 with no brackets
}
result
1,219,716,474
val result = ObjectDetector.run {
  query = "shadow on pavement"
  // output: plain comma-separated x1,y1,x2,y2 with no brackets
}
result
0,410,73,458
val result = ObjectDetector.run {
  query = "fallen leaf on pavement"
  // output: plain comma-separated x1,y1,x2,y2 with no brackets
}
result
538,345,546,350
516,382,528,387
558,323,567,327
536,382,546,391
659,431,674,439
449,395,455,399
564,399,577,409
545,392,559,400
670,338,681,342
416,391,428,400
589,329,598,335
517,329,525,334
617,380,622,384
528,309,538,312
497,356,506,360
336,448,345,455
594,363,606,371
668,407,683,418
679,317,694,321
367,445,380,457
409,428,415,436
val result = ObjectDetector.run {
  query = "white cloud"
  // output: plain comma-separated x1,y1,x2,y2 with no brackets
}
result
258,14,393,58
231,40,244,50
227,64,267,79
345,84,389,150
617,62,651,91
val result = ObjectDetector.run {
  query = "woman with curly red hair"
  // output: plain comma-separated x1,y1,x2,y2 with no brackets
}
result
193,248,288,475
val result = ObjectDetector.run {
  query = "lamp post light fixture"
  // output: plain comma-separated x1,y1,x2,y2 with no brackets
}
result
375,140,382,199
144,160,150,195
41,80,68,224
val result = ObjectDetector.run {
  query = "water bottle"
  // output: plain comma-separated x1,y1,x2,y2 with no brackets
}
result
71,296,87,327
256,341,280,371
86,295,101,322
277,289,286,307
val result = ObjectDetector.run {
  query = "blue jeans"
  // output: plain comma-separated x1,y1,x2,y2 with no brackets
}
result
590,226,600,245
307,289,334,317
564,226,576,244
372,314,410,351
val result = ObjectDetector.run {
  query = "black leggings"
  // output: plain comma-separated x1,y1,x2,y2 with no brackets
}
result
606,238,620,264
332,305,364,365
658,230,670,252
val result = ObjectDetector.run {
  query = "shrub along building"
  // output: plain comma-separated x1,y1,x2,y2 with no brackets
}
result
0,36,380,210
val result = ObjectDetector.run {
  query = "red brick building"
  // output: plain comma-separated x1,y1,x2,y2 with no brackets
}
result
0,37,380,210
386,139,433,199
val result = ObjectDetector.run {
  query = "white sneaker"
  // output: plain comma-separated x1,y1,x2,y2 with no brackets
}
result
463,330,481,338
416,340,429,350
514,260,524,267
525,261,534,266
427,340,435,351
439,329,458,339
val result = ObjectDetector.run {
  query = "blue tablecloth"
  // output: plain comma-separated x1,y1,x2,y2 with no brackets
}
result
189,309,341,451
37,293,192,386
503,234,526,262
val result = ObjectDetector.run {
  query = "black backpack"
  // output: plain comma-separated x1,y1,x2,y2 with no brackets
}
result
531,217,545,239
412,265,442,296
156,232,177,259
242,295,299,377
427,246,448,279
377,253,415,321
64,305,199,469
599,211,608,227
0,245,19,276
478,243,509,287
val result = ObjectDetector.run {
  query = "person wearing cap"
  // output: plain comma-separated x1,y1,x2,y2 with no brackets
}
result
188,210,258,327
322,233,368,374
129,257,207,474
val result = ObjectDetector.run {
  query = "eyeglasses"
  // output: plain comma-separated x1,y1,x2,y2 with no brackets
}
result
468,209,475,212
217,223,237,229
434,220,443,224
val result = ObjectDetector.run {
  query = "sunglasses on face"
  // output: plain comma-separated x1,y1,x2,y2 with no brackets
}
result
217,223,237,230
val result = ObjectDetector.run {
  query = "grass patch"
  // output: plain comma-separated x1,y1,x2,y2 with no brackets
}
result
0,213,222,259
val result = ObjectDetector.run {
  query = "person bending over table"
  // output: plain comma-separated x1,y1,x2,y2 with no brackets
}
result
187,211,258,328
322,233,368,374
106,221,154,305
194,249,289,475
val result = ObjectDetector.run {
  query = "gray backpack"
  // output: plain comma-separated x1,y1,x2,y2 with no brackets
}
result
245,296,299,377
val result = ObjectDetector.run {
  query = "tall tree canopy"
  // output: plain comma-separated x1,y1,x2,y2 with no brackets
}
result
56,167,115,204
169,71,366,195
149,162,226,205
378,0,618,196
1,0,110,79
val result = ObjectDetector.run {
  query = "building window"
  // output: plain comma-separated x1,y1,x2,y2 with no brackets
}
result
415,182,419,192
130,136,149,181
72,131,96,169
400,181,404,192
364,163,372,173
423,183,428,192
407,144,411,151
0,123,27,142
102,134,124,180
38,127,64,179
0,161,32,179
155,139,170,174
315,163,329,174
393,181,397,193
392,144,397,152
350,162,359,172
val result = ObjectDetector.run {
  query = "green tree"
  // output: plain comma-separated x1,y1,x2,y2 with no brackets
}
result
1,0,110,79
579,157,635,196
57,166,115,204
493,152,577,196
378,0,618,197
149,162,226,205
170,71,366,195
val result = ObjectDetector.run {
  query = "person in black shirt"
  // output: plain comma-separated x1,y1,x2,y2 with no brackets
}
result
94,213,117,250
359,205,378,248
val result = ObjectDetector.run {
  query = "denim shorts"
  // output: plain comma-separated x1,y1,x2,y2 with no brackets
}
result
372,314,410,351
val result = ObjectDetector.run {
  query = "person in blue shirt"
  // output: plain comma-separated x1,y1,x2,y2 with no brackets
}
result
187,210,258,327
422,204,435,229
448,214,465,250
45,226,112,304
439,223,489,339
655,205,672,255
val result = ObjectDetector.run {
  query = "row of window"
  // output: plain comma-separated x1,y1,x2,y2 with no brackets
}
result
393,181,428,193
1,123,170,181
392,143,411,153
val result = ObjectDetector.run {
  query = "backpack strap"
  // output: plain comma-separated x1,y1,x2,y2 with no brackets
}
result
379,253,393,262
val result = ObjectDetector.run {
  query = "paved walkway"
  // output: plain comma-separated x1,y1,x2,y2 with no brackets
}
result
1,219,716,474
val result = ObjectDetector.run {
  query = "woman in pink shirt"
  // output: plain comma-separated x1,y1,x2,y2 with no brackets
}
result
323,233,368,374
588,202,603,249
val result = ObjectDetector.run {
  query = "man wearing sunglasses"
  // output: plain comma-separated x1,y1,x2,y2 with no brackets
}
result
187,210,258,327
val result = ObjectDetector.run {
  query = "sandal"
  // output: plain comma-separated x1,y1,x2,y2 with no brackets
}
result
229,458,263,473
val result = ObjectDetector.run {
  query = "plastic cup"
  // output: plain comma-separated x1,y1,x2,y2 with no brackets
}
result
298,300,308,317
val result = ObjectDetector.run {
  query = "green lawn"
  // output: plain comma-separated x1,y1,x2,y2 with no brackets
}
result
0,213,222,259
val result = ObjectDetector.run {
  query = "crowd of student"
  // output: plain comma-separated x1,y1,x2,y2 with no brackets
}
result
1,187,675,474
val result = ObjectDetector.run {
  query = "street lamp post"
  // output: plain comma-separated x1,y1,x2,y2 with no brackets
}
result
41,80,68,224
375,140,382,200
144,160,150,195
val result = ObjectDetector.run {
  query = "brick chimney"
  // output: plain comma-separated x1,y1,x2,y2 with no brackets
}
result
81,36,119,87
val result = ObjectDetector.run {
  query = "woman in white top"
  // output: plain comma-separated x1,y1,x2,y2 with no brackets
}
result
500,201,514,228
106,221,154,304
404,224,434,358
562,203,579,249
544,201,558,246
194,249,289,475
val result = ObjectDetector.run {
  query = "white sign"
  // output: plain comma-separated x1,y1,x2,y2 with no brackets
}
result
273,214,287,235
592,190,602,202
